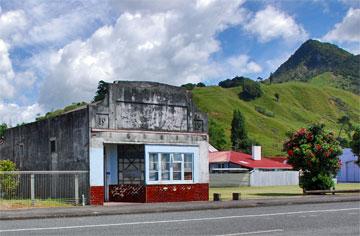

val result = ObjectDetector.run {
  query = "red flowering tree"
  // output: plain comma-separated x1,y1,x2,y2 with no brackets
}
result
284,124,342,190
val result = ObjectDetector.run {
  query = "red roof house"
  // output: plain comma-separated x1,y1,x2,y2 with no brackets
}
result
209,150,292,170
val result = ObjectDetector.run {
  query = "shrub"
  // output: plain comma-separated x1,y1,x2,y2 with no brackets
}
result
255,106,275,117
239,80,263,101
218,76,251,88
208,119,227,150
283,124,342,190
0,123,7,138
0,160,19,199
350,126,360,165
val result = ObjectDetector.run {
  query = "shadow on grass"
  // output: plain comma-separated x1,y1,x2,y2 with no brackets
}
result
251,193,302,197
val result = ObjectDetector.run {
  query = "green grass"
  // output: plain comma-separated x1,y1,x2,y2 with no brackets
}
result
192,82,360,156
0,198,74,210
209,183,360,201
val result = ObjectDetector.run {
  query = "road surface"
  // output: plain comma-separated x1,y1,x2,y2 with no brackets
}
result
0,201,359,235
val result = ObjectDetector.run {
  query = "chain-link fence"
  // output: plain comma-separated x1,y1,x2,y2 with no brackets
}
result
0,171,88,209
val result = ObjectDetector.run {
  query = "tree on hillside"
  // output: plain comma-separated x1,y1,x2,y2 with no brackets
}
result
269,72,273,84
284,124,342,190
274,93,280,102
208,119,227,150
337,115,352,138
196,82,206,87
0,123,7,138
93,80,108,102
350,126,360,166
231,110,250,152
239,80,263,101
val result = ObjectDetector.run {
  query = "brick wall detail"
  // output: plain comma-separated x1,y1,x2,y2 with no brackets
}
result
146,183,209,203
90,186,104,205
109,184,146,202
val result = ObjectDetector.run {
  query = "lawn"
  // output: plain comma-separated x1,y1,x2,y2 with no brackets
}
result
0,199,74,210
209,183,360,201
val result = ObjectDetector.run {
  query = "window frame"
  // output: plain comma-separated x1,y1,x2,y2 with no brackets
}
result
145,145,198,185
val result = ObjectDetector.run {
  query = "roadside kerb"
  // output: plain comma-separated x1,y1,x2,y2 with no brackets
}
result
0,194,359,221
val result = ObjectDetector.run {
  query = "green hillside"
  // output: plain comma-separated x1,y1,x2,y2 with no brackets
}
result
192,82,360,156
272,39,359,94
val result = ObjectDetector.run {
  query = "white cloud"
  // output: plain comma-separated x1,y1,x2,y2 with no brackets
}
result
323,8,360,43
0,39,15,100
0,10,27,44
0,102,44,125
38,1,247,109
227,55,262,74
244,5,308,43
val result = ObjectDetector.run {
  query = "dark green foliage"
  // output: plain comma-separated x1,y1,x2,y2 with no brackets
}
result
0,123,7,138
218,76,252,88
239,80,263,101
255,106,274,117
272,39,360,94
269,73,273,85
337,115,353,139
284,124,342,190
274,93,280,102
231,110,250,152
93,80,108,102
36,102,87,121
181,83,196,90
0,160,19,198
208,119,227,150
350,126,360,165
181,83,206,90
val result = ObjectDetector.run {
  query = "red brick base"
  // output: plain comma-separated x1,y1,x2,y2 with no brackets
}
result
146,183,209,203
90,186,104,205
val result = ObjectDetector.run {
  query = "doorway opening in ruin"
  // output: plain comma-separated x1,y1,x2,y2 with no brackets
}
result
104,144,146,202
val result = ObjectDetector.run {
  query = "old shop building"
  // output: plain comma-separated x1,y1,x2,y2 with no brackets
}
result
0,81,209,205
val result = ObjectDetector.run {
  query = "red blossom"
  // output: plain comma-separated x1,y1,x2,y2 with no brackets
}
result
287,150,294,156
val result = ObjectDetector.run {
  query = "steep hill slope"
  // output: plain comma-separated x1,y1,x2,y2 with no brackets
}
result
272,39,359,94
192,83,360,156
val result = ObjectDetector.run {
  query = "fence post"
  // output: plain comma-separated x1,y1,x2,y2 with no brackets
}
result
75,174,79,205
31,174,35,206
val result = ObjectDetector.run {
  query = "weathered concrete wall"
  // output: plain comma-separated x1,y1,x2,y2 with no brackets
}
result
89,81,208,132
0,108,89,171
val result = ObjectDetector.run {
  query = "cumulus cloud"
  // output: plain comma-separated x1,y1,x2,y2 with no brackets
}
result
227,55,262,75
0,102,44,125
244,5,308,43
0,39,15,100
323,8,360,43
38,0,247,109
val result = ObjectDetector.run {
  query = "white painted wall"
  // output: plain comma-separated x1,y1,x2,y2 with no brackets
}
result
250,170,299,186
89,147,104,186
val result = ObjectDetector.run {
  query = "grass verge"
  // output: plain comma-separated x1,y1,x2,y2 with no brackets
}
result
209,183,360,201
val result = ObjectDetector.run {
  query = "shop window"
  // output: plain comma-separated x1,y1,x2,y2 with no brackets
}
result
148,152,193,183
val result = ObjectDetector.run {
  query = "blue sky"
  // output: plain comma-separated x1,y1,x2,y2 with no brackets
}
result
0,0,359,124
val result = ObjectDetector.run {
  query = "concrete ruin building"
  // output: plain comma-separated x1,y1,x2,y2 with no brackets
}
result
0,81,209,205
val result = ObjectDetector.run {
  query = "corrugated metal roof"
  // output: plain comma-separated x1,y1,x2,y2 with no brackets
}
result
209,151,292,169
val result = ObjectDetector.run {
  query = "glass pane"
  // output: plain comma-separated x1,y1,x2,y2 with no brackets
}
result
149,153,158,171
184,154,193,163
161,171,170,180
173,163,181,171
173,172,181,180
184,162,192,170
149,171,158,181
173,153,182,162
184,172,192,180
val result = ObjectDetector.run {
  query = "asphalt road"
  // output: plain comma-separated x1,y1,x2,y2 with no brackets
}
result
0,201,359,236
